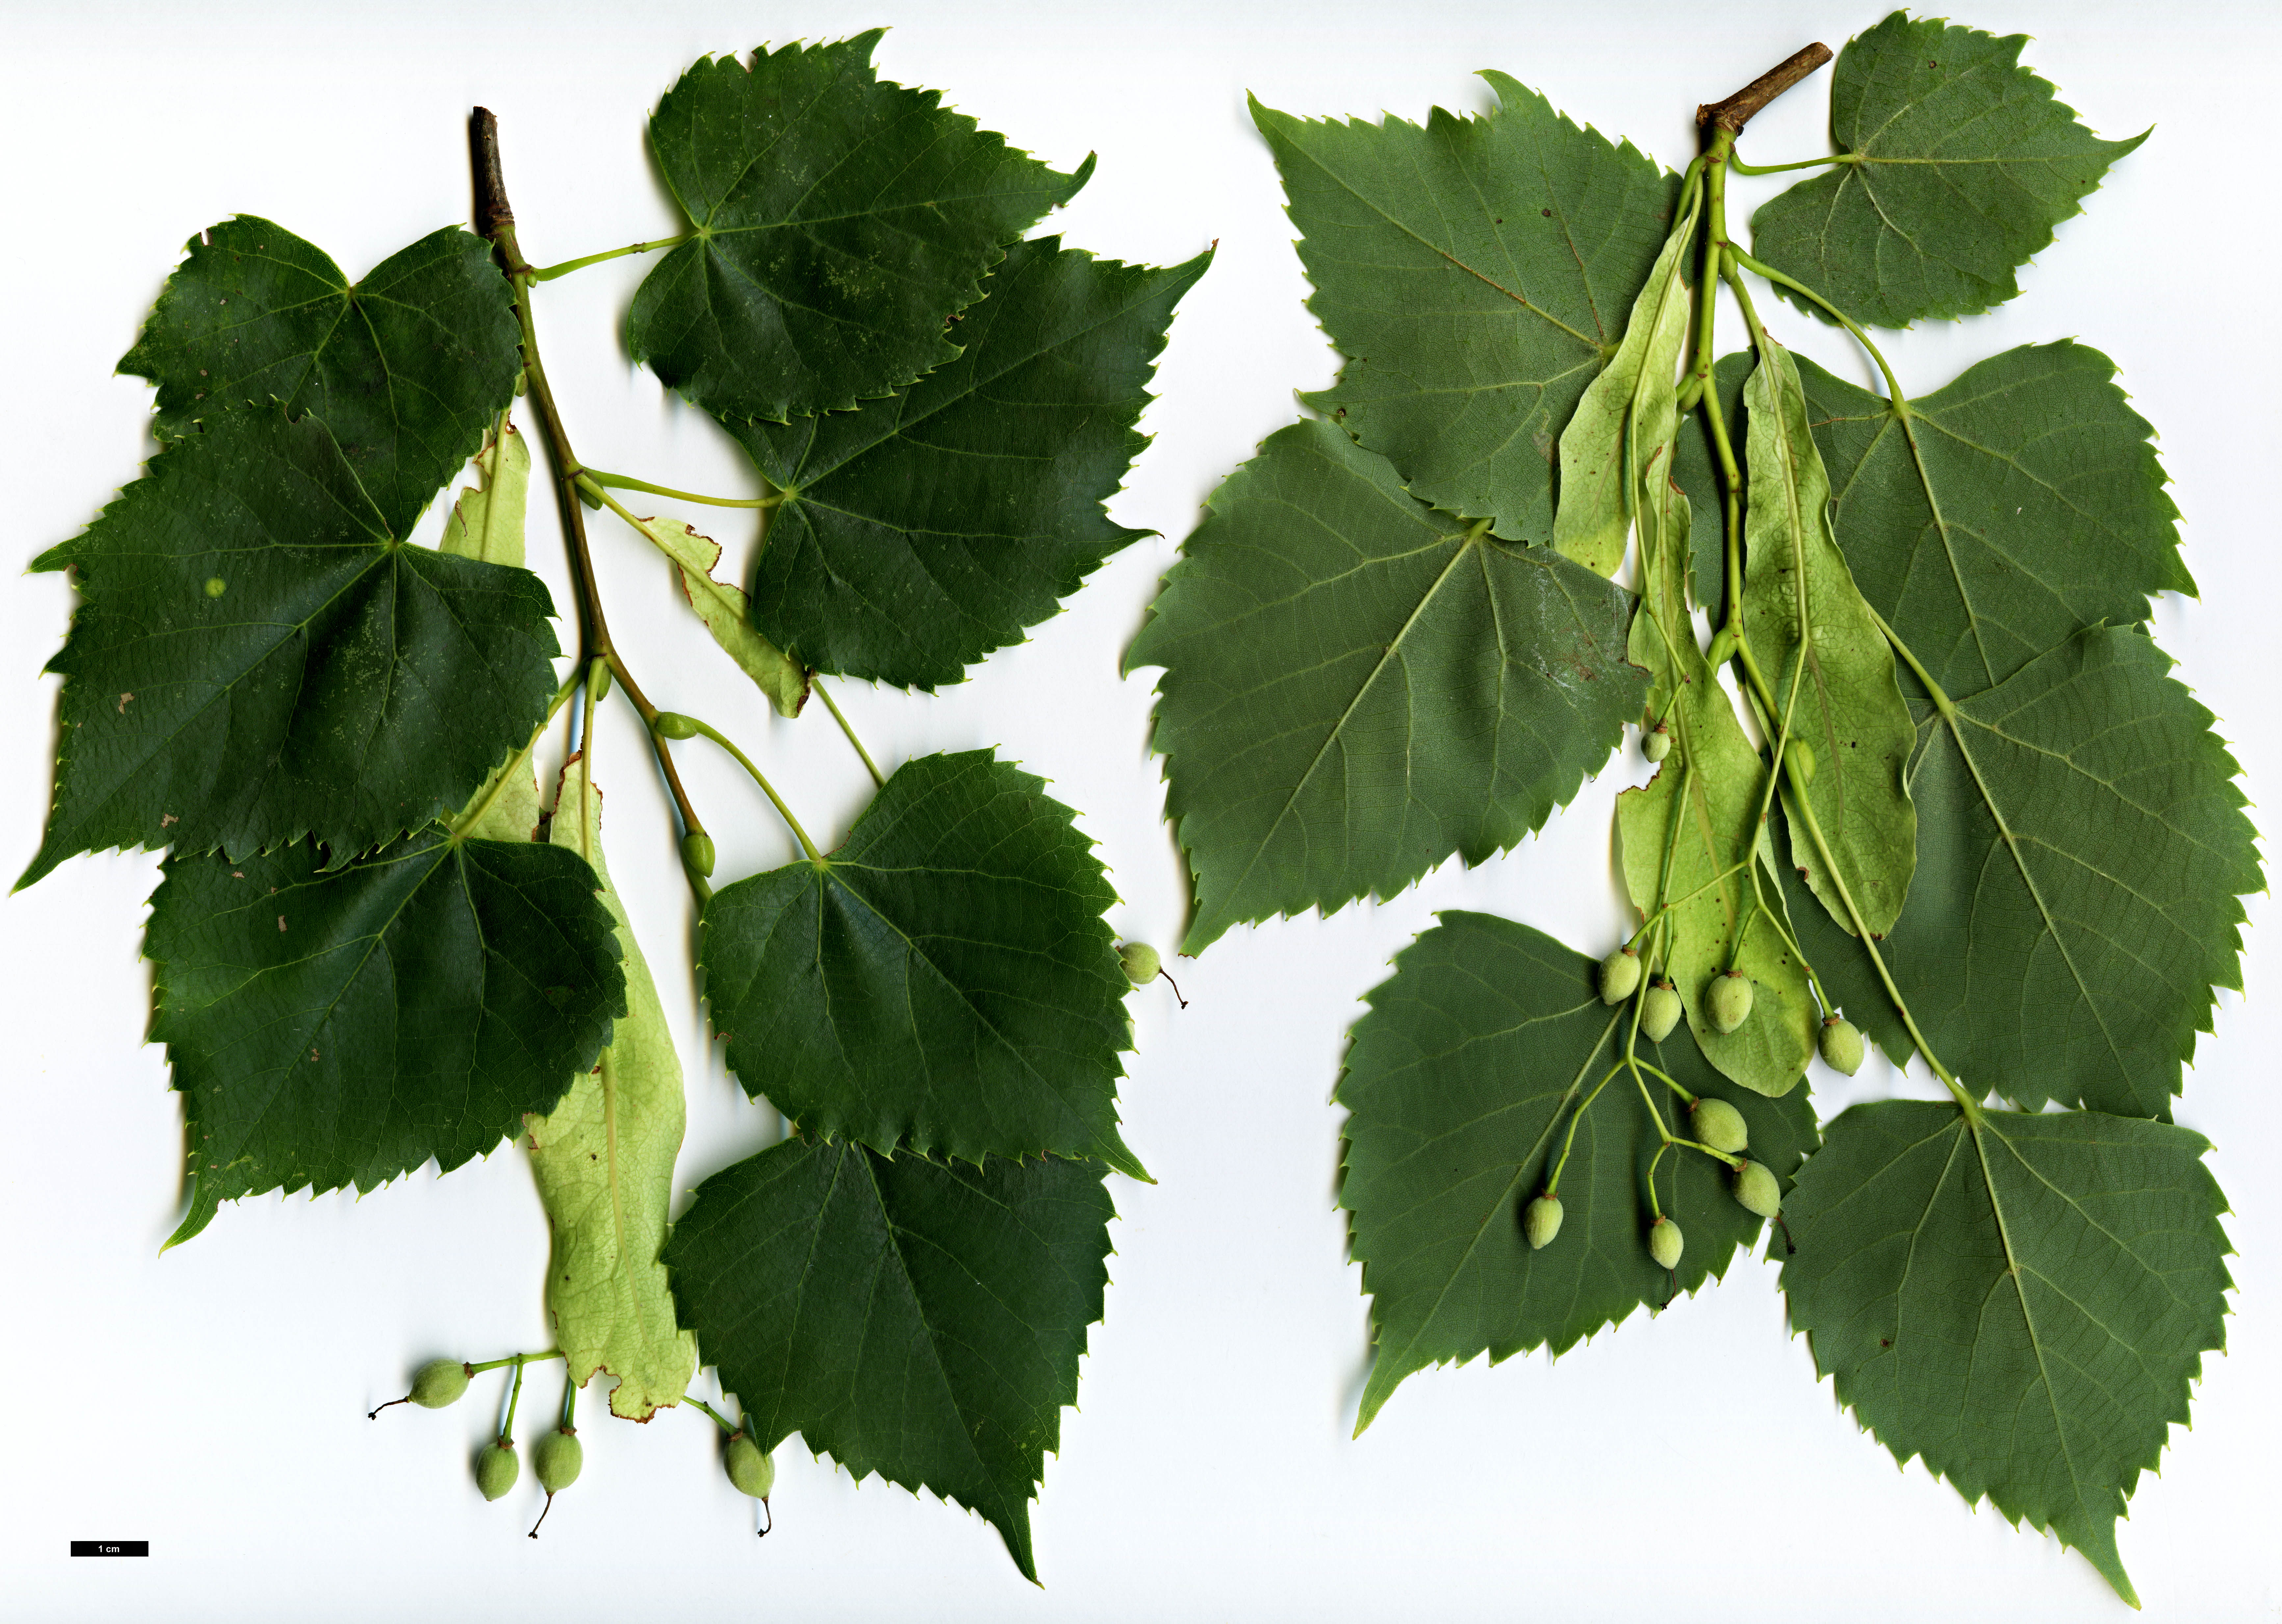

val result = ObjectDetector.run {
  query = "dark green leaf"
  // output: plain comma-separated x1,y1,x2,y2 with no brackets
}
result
722,238,1210,688
664,1137,1113,1582
118,217,520,534
1798,342,2189,701
631,32,1090,423
23,410,561,887
1782,1099,2231,1606
1127,419,1645,956
1794,630,2257,1118
1739,341,1917,937
700,750,1141,1177
1253,80,1676,539
1342,912,1817,1431
1750,13,2145,330
149,831,626,1242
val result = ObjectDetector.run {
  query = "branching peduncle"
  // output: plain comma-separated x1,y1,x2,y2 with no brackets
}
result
471,109,715,875
468,1350,563,1376
685,1395,739,1434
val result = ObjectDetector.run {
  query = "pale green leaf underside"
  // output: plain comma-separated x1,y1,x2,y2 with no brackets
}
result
700,750,1141,1176
24,410,560,887
1130,418,1644,955
1751,12,2145,330
1788,630,2258,1119
1782,1099,2231,1606
1254,77,1677,540
725,238,1209,688
1342,913,1816,1431
631,31,1089,423
148,831,626,1240
1739,341,1917,938
526,755,697,1421
663,1138,1113,1582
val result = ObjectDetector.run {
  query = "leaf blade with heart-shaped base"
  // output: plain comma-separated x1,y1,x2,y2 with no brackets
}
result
631,32,1090,424
24,409,562,886
1342,912,1817,1431
722,238,1210,688
1797,341,2189,704
1749,13,2145,331
148,830,626,1243
1781,1098,2231,1607
700,749,1141,1176
662,1137,1113,1583
1128,418,1644,955
1254,78,1676,541
119,217,521,534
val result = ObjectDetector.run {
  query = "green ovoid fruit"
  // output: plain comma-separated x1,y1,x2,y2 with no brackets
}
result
410,1357,471,1409
535,1428,584,1493
1642,722,1671,763
476,1439,519,1502
1786,739,1817,786
725,1432,776,1500
1523,1193,1564,1250
1689,1096,1749,1156
1705,624,1738,668
1647,1216,1684,1271
1598,944,1641,1005
1732,1159,1782,1220
1820,1014,1866,1076
681,832,718,878
1640,978,1683,1043
653,711,701,739
1707,969,1754,1034
1118,941,1162,986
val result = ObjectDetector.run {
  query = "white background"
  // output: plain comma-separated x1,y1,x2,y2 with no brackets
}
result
5,2,2276,1619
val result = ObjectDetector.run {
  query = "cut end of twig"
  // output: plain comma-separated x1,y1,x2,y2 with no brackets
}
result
1698,43,1833,133
469,107,514,238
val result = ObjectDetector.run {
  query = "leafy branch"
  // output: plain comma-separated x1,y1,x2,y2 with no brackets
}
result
30,30,1209,1581
1135,13,2252,1605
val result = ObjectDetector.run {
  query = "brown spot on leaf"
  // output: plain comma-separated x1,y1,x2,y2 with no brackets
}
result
277,915,288,932
118,693,134,713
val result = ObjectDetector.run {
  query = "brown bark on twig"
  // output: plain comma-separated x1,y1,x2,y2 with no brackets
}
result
470,108,515,239
1698,44,1834,133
